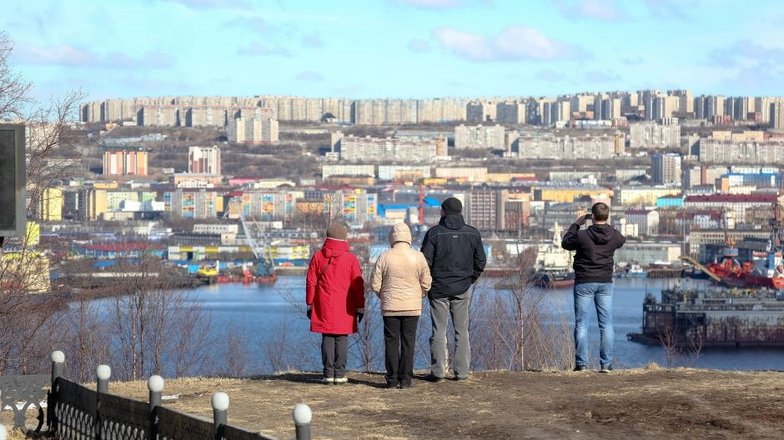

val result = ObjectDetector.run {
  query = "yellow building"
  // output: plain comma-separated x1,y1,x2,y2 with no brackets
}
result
1,251,51,293
485,173,536,183
533,187,613,203
435,167,487,183
617,186,681,206
40,187,64,221
25,221,41,247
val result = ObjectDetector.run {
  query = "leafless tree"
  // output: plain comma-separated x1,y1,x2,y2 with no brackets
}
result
107,254,212,380
0,32,31,119
472,247,574,372
223,326,250,377
658,327,679,368
58,300,111,383
0,32,85,375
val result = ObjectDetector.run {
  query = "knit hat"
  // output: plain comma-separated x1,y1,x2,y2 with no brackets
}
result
441,197,462,215
326,223,348,240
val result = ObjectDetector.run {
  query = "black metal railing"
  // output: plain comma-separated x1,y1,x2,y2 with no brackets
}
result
0,350,311,440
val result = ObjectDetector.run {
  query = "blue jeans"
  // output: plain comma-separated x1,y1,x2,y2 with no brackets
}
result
573,282,614,368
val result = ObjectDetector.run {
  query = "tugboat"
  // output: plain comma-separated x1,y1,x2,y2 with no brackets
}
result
617,262,648,278
533,223,575,288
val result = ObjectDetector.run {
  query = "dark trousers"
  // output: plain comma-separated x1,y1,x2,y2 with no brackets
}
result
321,334,348,378
383,316,419,386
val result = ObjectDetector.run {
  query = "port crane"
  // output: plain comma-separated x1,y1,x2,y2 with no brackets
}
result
239,212,276,281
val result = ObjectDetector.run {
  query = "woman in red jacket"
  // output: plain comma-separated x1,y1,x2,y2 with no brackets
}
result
306,223,366,384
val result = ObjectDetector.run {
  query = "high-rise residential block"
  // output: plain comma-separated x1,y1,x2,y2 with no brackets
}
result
454,124,505,149
188,146,221,175
628,122,681,149
228,116,279,143
339,135,441,162
102,147,148,176
496,101,526,124
466,189,508,231
511,134,616,159
651,153,682,186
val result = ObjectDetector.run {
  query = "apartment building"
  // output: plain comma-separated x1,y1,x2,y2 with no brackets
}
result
699,139,784,164
228,117,279,143
466,189,509,231
454,124,505,149
628,122,681,149
512,134,616,159
651,153,682,186
102,147,148,176
188,145,221,175
322,164,375,179
339,136,440,162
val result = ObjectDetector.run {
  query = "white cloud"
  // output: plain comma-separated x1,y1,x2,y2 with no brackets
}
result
236,41,291,57
556,0,628,21
432,26,587,62
158,0,251,9
644,0,689,19
223,16,280,34
16,44,174,69
394,0,463,9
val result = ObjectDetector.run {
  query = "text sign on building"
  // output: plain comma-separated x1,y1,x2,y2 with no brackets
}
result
0,124,26,236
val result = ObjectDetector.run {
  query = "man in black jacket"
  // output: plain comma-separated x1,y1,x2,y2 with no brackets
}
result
561,202,625,373
421,197,486,381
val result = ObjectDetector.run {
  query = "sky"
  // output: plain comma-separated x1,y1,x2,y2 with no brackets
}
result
3,0,784,102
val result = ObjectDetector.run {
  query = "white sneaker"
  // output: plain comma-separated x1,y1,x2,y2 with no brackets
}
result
322,377,334,384
333,376,348,384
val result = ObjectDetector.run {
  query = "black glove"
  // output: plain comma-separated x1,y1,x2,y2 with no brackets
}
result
306,308,312,319
357,312,364,323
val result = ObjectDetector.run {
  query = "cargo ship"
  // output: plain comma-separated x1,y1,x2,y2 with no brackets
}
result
627,285,784,348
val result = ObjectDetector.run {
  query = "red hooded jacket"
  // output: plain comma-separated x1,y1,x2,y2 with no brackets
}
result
306,238,365,334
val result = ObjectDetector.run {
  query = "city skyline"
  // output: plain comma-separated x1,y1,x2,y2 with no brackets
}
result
4,0,784,103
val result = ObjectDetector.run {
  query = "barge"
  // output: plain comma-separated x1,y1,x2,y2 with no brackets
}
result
628,286,784,348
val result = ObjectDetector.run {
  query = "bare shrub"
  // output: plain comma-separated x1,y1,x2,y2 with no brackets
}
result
472,248,574,372
107,254,212,380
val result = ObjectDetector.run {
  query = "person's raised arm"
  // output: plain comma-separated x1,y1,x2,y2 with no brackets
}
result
561,215,586,251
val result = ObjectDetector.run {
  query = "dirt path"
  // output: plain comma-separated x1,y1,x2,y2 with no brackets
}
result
109,366,784,439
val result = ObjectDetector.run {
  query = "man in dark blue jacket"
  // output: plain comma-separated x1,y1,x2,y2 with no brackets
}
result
421,197,486,381
561,202,625,373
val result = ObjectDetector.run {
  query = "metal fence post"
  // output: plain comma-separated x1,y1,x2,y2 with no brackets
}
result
48,350,65,433
147,375,163,440
96,365,111,440
97,365,111,394
211,392,229,440
292,403,312,440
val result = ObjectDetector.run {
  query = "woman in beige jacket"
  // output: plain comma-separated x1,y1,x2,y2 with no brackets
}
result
371,223,432,388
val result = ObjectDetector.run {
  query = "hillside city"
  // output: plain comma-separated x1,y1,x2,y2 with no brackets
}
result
13,89,784,291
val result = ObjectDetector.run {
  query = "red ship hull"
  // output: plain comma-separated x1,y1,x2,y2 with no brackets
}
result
707,260,784,289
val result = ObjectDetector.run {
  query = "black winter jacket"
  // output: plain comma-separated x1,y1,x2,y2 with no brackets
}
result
421,214,486,298
561,223,626,284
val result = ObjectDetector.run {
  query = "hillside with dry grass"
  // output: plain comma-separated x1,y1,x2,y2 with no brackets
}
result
85,366,784,440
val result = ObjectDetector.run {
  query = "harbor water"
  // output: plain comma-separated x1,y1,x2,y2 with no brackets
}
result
95,276,784,375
